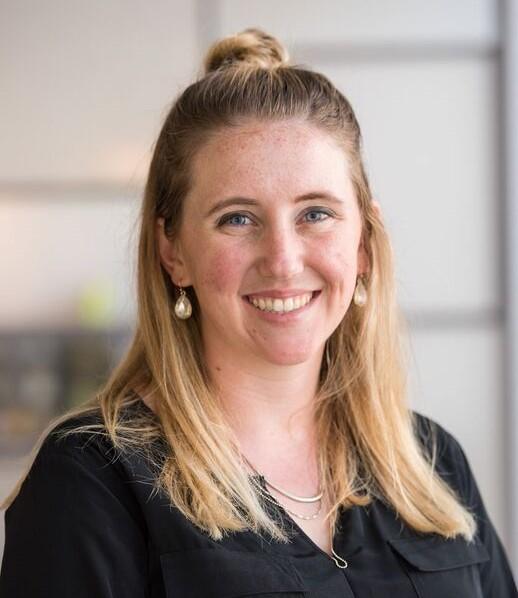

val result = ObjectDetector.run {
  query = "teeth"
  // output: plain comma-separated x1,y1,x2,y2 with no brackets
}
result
249,292,314,313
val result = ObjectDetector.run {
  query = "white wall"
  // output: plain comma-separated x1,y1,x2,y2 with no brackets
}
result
0,0,201,329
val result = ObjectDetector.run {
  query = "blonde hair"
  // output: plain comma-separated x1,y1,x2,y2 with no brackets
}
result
3,28,477,543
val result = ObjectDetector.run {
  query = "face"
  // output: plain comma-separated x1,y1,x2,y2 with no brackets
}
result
157,119,369,367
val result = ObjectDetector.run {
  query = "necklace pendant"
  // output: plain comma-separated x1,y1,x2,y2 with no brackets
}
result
331,548,348,569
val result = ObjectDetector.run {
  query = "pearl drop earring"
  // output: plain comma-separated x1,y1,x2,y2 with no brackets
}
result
174,285,192,319
353,276,368,307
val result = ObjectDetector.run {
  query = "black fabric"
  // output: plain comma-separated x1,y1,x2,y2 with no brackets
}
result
1,405,516,598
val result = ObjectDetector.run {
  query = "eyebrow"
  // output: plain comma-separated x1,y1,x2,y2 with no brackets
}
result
205,191,345,218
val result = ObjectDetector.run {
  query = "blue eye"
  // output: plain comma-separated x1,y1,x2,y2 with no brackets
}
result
303,209,332,223
217,208,333,228
217,213,253,227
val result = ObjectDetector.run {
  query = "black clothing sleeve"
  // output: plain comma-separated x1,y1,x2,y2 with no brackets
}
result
427,417,517,597
0,429,149,598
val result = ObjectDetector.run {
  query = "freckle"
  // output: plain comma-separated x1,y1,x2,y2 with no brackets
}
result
215,366,222,371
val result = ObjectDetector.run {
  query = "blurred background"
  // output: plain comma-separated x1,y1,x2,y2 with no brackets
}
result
1,0,517,574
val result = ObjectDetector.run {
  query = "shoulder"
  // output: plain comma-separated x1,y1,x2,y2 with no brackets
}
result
411,410,456,446
5,405,151,535
410,413,518,594
410,410,474,500
12,405,149,517
36,398,155,472
1,407,151,596
35,408,119,475
411,409,466,457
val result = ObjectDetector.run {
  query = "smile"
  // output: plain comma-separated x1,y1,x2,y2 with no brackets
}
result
246,291,319,314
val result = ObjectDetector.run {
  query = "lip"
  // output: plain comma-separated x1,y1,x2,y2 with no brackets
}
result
245,289,320,299
242,290,321,322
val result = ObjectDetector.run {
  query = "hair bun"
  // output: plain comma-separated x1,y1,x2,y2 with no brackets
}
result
203,28,290,74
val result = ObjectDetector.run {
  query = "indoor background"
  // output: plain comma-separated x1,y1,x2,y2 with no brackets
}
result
1,0,517,574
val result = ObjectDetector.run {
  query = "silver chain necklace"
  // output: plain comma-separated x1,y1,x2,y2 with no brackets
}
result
243,455,349,569
242,455,323,520
251,476,323,520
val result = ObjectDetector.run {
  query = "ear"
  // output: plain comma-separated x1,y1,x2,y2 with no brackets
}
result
357,199,382,276
357,237,369,277
372,199,382,221
156,218,192,286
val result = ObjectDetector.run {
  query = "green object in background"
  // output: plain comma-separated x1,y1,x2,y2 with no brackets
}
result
76,280,116,327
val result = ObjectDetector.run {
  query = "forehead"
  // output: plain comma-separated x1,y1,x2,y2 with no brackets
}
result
188,119,353,201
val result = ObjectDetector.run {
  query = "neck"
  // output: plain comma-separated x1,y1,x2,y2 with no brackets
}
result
203,338,324,470
206,345,323,430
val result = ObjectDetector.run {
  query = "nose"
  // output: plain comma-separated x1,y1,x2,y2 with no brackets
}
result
257,224,305,280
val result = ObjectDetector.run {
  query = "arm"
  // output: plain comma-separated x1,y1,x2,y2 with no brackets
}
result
0,437,149,598
450,437,518,597
419,414,518,597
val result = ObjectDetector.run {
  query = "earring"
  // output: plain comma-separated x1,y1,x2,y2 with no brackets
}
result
174,285,192,319
353,276,368,307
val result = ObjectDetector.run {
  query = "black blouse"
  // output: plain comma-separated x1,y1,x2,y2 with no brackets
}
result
0,405,516,598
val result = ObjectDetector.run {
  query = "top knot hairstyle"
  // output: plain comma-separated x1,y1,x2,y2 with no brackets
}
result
203,28,290,73
3,28,477,544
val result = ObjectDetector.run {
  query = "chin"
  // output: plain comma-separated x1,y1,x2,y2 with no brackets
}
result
262,345,317,366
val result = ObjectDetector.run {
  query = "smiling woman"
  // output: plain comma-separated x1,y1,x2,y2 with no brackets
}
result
156,119,367,368
1,27,517,598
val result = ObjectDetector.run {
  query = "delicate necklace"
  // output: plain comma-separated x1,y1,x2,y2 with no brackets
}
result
260,476,323,503
252,477,323,520
242,455,322,520
242,455,349,568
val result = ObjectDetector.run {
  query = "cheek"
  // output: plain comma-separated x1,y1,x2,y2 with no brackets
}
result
310,237,359,282
196,246,247,294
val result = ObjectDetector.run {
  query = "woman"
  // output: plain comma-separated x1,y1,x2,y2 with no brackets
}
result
1,28,516,597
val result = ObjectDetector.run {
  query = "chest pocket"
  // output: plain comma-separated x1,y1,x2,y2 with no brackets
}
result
160,547,307,598
387,535,490,598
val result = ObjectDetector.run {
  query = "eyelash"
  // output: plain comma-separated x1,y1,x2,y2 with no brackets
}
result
216,208,334,228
